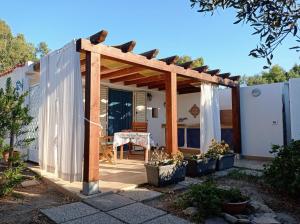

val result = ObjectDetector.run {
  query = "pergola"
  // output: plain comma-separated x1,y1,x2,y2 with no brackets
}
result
75,30,241,195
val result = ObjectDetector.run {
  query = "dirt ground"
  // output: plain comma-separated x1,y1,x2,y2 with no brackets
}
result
0,178,78,224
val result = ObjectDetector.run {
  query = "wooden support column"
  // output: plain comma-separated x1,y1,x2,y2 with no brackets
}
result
231,86,241,154
82,51,101,195
165,72,178,154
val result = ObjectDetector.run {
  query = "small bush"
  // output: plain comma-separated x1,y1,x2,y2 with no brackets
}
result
263,140,300,197
0,165,24,196
206,139,233,159
176,181,248,222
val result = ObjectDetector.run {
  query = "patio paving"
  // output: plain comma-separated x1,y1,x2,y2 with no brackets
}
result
63,212,124,224
118,187,162,202
40,202,98,223
83,193,135,211
107,202,166,224
143,214,191,224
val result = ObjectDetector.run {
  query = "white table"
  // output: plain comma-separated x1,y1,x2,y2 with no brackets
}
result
113,132,154,163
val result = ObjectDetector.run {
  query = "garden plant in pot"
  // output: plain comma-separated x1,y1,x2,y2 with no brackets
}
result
145,148,187,187
206,139,235,171
185,153,217,177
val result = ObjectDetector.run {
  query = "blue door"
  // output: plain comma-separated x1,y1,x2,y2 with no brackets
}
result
108,89,133,136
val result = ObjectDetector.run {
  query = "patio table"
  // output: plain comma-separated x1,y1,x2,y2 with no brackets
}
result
113,132,154,163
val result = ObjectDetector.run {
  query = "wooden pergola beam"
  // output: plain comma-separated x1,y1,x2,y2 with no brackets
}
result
89,30,108,44
177,61,193,69
193,65,208,73
77,39,238,87
110,73,143,83
232,87,241,153
157,79,199,90
101,66,144,79
113,40,136,53
178,87,200,94
207,69,220,76
125,75,164,86
159,55,179,65
140,49,159,59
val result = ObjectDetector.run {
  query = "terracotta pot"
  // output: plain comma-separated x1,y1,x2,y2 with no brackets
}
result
2,151,9,162
223,200,249,214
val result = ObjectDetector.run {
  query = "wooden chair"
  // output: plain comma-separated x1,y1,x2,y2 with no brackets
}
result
99,136,115,164
132,122,148,132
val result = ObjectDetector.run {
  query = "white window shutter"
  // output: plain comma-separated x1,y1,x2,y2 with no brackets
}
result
134,91,146,122
100,85,108,135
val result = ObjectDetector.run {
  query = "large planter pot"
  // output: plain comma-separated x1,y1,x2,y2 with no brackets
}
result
2,151,9,162
217,153,235,171
186,157,217,177
145,161,187,187
223,200,249,214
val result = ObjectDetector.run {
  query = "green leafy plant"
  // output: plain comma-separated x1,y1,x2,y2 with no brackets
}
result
205,139,233,159
263,140,300,197
176,181,248,222
0,77,34,167
0,165,24,196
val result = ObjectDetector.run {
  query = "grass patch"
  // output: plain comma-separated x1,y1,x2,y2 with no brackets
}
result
226,169,262,183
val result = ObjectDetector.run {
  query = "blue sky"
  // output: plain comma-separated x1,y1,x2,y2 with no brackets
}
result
1,0,299,76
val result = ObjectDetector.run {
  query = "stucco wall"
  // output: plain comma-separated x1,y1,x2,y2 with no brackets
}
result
289,78,300,140
240,83,284,158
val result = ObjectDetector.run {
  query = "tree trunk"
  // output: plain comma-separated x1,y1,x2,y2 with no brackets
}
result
8,131,14,168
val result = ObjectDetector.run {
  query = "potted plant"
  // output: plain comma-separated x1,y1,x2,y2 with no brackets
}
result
185,153,217,177
221,188,250,214
145,148,187,187
206,139,235,171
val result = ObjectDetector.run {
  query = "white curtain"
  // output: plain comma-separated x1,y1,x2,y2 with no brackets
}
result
200,83,221,153
38,41,84,182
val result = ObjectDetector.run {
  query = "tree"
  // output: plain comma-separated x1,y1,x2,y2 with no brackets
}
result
244,64,300,86
35,42,50,58
177,55,204,68
0,78,34,167
190,0,300,67
0,20,50,73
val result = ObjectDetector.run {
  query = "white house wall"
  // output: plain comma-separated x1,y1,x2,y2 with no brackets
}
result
289,78,300,140
240,83,284,158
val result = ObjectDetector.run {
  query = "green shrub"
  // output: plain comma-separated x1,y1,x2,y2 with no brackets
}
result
176,181,248,222
0,165,24,196
263,140,300,197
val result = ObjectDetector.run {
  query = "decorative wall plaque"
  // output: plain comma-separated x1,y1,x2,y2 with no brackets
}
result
189,104,200,118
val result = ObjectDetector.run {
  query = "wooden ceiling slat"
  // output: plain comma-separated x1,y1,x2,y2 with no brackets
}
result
89,30,108,44
178,87,201,94
110,73,143,83
207,69,220,76
113,40,136,53
101,66,144,79
125,75,164,86
140,49,159,59
177,61,193,69
159,55,179,65
156,79,199,90
193,65,208,73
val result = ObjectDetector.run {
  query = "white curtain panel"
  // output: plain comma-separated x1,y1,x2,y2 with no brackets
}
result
200,83,221,153
39,41,84,182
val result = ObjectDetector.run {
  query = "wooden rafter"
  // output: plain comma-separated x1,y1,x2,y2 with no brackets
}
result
125,75,164,86
219,73,231,79
207,69,220,76
101,66,144,79
229,75,240,81
177,61,193,69
110,73,142,83
140,49,159,59
113,40,136,53
156,79,198,90
159,55,179,65
193,65,208,73
89,30,108,44
77,38,238,87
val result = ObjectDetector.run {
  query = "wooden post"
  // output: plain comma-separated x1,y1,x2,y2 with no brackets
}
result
165,72,178,154
82,51,101,195
232,86,241,154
